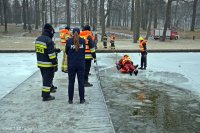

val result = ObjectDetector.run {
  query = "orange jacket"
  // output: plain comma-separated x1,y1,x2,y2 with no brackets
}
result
80,30,95,59
60,29,71,45
122,56,132,65
110,35,115,42
139,40,147,52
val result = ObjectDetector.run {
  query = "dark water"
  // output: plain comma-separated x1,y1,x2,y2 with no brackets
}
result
99,67,200,133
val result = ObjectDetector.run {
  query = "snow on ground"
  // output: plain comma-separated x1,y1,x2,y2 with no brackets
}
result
97,53,200,95
0,53,38,99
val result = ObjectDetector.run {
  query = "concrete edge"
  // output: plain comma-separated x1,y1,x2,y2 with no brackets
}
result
1,49,200,53
93,65,116,133
0,70,39,101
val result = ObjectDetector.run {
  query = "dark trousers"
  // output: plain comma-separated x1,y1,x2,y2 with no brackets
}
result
85,59,92,82
111,42,115,48
68,65,85,101
103,42,107,48
40,68,54,98
141,52,147,68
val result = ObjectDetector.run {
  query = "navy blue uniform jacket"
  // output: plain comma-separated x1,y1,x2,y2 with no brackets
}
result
66,37,86,67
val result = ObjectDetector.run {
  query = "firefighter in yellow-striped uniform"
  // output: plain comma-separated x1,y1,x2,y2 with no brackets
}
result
80,25,96,87
110,33,115,49
60,26,71,73
35,23,57,101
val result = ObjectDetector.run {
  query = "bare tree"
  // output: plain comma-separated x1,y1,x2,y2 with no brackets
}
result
191,0,198,31
42,0,45,28
54,0,57,27
134,0,140,43
89,0,93,26
162,0,172,41
2,0,7,32
131,0,135,31
26,0,31,33
49,0,52,25
0,0,3,25
154,0,158,28
106,0,113,28
35,0,39,29
81,0,84,28
22,0,27,31
93,0,98,31
13,0,22,25
66,0,70,26
100,0,105,40
146,2,153,39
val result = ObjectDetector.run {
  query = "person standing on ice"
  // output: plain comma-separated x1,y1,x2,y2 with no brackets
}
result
138,37,147,70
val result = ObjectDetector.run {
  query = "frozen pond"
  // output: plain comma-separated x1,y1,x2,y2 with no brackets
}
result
97,53,200,133
97,53,200,95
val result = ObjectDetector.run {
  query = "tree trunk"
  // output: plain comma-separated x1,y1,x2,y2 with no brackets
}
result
85,3,89,24
117,10,121,26
54,0,57,27
146,6,153,39
106,0,113,28
93,0,98,31
2,0,7,32
81,0,84,28
45,0,47,24
30,0,33,24
191,0,198,31
22,0,27,31
154,0,158,28
49,0,53,25
42,0,45,28
162,0,172,41
89,0,93,26
134,0,140,43
131,0,135,31
66,0,70,26
35,0,39,29
26,0,31,33
100,0,105,41
0,0,3,25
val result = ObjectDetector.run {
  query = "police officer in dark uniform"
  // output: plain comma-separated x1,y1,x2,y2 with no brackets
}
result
66,28,86,104
35,23,57,101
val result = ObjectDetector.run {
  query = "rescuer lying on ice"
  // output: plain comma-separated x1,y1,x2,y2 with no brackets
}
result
116,54,138,76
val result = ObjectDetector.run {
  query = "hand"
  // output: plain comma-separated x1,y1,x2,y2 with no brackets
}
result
94,58,97,63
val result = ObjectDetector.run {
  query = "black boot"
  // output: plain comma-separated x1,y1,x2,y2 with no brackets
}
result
134,70,138,76
68,100,73,104
84,82,93,87
43,95,55,101
129,71,133,76
50,85,57,93
138,67,143,69
80,99,85,104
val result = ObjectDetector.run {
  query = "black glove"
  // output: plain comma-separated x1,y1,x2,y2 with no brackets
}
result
55,48,61,53
94,58,97,63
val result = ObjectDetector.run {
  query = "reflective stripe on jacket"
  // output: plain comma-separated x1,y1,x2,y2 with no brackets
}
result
60,29,71,45
80,30,95,59
139,40,147,52
35,32,57,68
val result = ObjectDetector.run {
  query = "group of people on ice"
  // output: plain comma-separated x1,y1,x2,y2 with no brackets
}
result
116,37,148,76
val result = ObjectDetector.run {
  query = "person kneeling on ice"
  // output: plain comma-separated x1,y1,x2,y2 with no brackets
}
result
116,54,138,76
